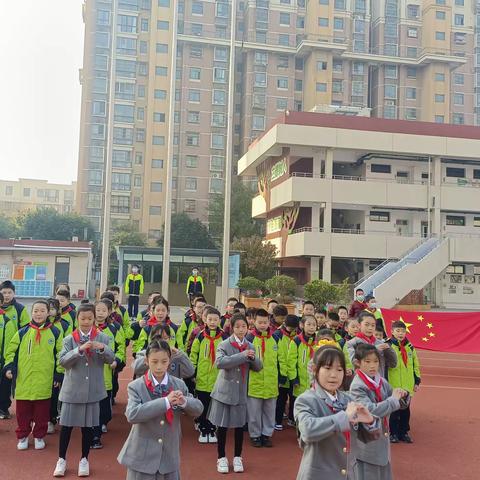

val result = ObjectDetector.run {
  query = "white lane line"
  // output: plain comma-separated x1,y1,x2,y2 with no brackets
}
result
421,384,480,391
423,373,480,379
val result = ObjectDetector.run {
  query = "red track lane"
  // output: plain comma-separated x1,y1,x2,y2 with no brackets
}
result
0,349,478,480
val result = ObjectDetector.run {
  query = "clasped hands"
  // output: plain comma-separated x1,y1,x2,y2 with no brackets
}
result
345,402,374,425
166,390,186,407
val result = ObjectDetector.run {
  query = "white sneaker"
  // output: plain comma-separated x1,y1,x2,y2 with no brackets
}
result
78,458,89,477
208,433,218,444
233,457,244,473
101,424,107,433
47,422,56,434
53,458,67,477
217,457,229,474
34,437,46,450
198,433,208,444
17,437,29,450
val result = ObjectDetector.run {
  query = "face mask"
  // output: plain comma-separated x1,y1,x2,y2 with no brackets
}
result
369,303,377,309
193,271,198,276
132,268,138,274
356,295,365,302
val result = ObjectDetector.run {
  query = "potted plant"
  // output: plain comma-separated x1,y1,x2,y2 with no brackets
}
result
303,279,351,310
237,276,265,308
265,275,297,313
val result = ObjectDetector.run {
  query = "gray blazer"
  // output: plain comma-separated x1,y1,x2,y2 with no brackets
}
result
346,337,397,377
210,336,262,406
294,386,380,480
349,374,400,466
59,332,114,404
117,375,203,475
132,349,195,380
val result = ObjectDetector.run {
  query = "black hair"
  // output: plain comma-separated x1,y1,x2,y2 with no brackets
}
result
317,328,335,340
355,288,364,294
32,299,49,311
47,298,61,322
145,339,171,358
56,288,70,299
392,320,407,330
255,308,269,318
337,305,348,313
327,312,340,322
273,304,288,316
354,343,380,362
345,317,359,327
245,307,257,317
152,296,170,311
302,315,317,326
204,306,221,318
77,303,96,317
267,299,279,306
95,298,113,311
312,346,346,384
303,300,315,307
285,314,300,329
365,295,375,303
150,323,171,340
230,312,248,329
0,292,4,304
100,291,115,303
227,297,239,304
315,307,327,315
80,298,90,304
55,283,70,293
107,285,120,293
148,291,162,298
358,311,376,323
0,280,15,292
193,296,206,306
234,302,246,310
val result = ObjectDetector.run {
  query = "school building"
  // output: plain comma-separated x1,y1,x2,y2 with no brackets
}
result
0,239,94,299
238,111,480,310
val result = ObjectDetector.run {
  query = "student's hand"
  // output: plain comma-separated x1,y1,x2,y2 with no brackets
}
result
414,384,420,392
91,341,105,351
5,370,13,380
53,381,61,388
354,404,374,424
110,361,117,370
392,388,407,400
175,391,186,406
171,346,179,355
346,402,359,423
79,341,93,352
139,318,147,328
346,368,353,376
376,343,389,351
246,349,256,360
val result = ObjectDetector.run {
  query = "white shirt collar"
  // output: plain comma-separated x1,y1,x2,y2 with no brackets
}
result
324,389,338,402
364,373,382,388
79,327,92,337
233,335,245,345
152,372,169,387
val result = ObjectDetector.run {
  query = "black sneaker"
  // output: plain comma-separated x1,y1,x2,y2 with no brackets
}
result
91,438,103,449
389,434,399,444
261,436,273,448
0,410,11,420
250,437,263,448
399,434,413,444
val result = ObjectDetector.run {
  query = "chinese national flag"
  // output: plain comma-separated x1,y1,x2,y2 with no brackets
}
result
382,308,480,354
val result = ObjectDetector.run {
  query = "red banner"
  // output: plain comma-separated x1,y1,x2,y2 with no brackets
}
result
382,308,480,354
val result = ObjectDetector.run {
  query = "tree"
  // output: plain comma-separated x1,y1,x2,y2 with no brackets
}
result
109,222,147,257
209,179,263,243
231,235,277,281
303,279,351,308
0,214,19,239
266,275,297,303
158,213,216,249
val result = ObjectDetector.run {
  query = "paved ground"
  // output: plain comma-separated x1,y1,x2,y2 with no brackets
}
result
0,349,478,479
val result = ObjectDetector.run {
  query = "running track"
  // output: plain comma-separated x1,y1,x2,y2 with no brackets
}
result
0,350,478,479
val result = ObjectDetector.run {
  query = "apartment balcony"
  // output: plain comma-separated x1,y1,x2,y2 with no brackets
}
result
296,34,348,57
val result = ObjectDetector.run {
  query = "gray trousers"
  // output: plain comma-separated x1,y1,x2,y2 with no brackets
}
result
247,396,276,438
126,469,180,480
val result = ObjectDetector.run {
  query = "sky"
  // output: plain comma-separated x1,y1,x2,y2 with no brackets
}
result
0,1,84,184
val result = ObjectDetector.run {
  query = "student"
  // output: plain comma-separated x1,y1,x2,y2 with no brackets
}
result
0,292,16,420
185,304,210,356
55,284,77,313
186,267,205,306
347,311,397,378
56,289,76,331
124,264,144,319
349,288,368,318
107,285,133,340
91,298,126,449
190,306,227,444
374,326,385,341
266,299,278,317
183,293,205,322
133,325,195,380
326,312,345,341
208,313,263,474
4,300,63,451
316,329,353,381
295,346,379,480
221,297,239,331
271,304,288,331
117,339,203,480
301,301,315,317
273,314,299,430
246,308,279,448
364,295,386,334
314,308,327,330
233,302,246,316
287,316,318,407
350,344,408,480
131,292,162,344
337,305,349,328
0,280,30,329
245,307,257,330
176,296,206,351
343,317,360,342
53,303,115,477
134,297,177,355
387,321,421,444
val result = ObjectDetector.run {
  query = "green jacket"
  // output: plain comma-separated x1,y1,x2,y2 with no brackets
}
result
189,328,226,393
2,300,30,329
4,322,63,400
287,333,317,397
176,314,199,351
61,305,77,331
0,310,16,368
246,329,279,399
133,319,178,354
364,308,386,332
273,327,296,388
125,273,144,295
386,338,421,394
97,322,126,391
115,304,133,340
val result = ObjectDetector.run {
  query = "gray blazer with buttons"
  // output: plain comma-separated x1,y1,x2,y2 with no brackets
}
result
349,374,400,466
295,385,380,480
59,332,114,404
132,349,195,380
210,336,263,406
117,374,203,475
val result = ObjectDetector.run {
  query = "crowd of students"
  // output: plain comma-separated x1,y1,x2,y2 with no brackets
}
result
0,280,421,479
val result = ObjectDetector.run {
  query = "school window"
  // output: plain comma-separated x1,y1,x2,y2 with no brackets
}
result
189,68,201,81
446,215,465,226
188,89,201,102
186,132,200,146
155,66,167,76
277,77,288,89
446,167,465,178
152,159,164,168
371,164,392,174
150,182,162,192
333,18,344,30
454,14,464,26
155,89,167,100
188,111,200,123
406,87,416,100
210,155,224,171
212,112,226,127
369,211,390,222
318,17,329,27
185,178,197,191
316,82,327,92
454,93,464,106
211,134,225,149
213,68,227,83
154,112,165,123
279,12,290,26
112,150,132,168
435,94,445,103
184,200,196,213
213,90,226,105
88,170,103,186
112,172,131,191
157,20,169,30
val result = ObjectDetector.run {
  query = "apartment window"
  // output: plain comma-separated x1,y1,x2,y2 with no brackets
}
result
455,32,466,45
115,82,135,101
131,197,140,210
186,132,200,146
188,89,200,102
188,111,200,123
317,60,328,71
436,10,445,20
155,66,168,76
91,124,105,140
407,28,417,38
156,43,168,54
333,17,344,30
454,93,464,105
446,167,465,178
353,62,365,75
384,106,396,119
255,73,267,87
184,200,196,213
278,34,290,46
384,84,396,99
436,0,446,4
454,73,464,85
185,155,198,168
406,67,417,78
88,170,103,186
319,0,329,4
154,89,167,100
112,173,131,191
435,94,445,103
405,108,417,120
111,196,130,214
190,46,203,58
407,4,419,18
138,85,146,97
280,12,290,26
276,98,288,110
332,79,343,93
92,100,106,116
435,72,445,82
294,79,302,91
211,134,225,149
118,14,137,33
474,169,480,179
191,23,203,36
385,65,397,79
370,211,390,222
185,178,197,191
278,55,289,68
214,47,228,61
406,87,417,100
137,62,148,76
135,129,145,142
135,152,143,164
87,193,102,209
152,159,164,168
114,104,135,123
454,14,464,26
210,178,223,194
93,78,107,93
297,16,305,28
212,112,226,127
210,156,224,171
453,113,464,125
22,187,30,197
90,146,104,163
352,81,363,96
216,25,227,39
5,185,13,196
96,32,109,48
331,61,342,74
95,54,108,70
158,0,170,5
407,47,417,58
316,82,327,92
371,164,392,174
277,77,288,89
213,90,226,105
97,9,110,26
154,112,165,122
148,206,161,216
446,215,465,226
435,31,445,41
334,0,346,9
157,20,169,30
474,217,480,227
216,2,229,17
455,0,464,4
192,1,203,14
435,115,444,123
253,115,265,130
255,52,267,64
189,67,201,81
446,265,465,274
172,155,178,167
116,59,136,78
150,182,162,192
213,68,227,83
318,17,329,27
141,18,149,31
112,150,132,168
152,135,165,146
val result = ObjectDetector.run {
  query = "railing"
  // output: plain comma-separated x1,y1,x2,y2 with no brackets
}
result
291,227,324,234
354,258,394,289
290,172,326,179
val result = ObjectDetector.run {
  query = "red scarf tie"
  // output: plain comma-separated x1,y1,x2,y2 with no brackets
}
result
326,403,351,452
356,370,389,431
231,340,248,381
356,332,376,345
399,339,408,367
252,329,272,358
299,333,315,359
143,372,174,425
29,321,52,344
204,329,223,365
280,327,296,342
97,322,109,331
72,327,99,357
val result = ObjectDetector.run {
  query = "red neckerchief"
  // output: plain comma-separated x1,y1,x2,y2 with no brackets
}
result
223,312,232,320
298,333,315,359
203,329,223,364
29,321,53,344
252,328,272,358
279,327,295,341
72,327,99,357
399,339,408,367
325,403,351,452
62,305,73,315
356,332,376,345
143,372,173,425
0,308,5,315
269,318,281,332
356,370,388,431
230,339,248,380
97,322,109,332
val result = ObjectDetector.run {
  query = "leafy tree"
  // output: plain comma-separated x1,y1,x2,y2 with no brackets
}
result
109,221,147,257
0,214,19,239
158,212,216,249
237,276,265,298
303,279,351,308
209,179,263,243
266,275,297,303
231,235,277,281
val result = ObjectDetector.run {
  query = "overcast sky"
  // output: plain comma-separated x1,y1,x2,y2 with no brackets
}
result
0,1,84,184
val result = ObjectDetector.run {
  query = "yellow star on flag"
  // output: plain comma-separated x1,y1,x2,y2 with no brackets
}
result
422,337,429,342
429,332,435,338
418,315,424,322
398,316,413,333
427,323,434,329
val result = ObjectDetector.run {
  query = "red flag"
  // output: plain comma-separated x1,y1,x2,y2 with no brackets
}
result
382,308,480,354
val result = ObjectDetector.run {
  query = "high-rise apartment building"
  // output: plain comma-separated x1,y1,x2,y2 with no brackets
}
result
76,0,478,242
